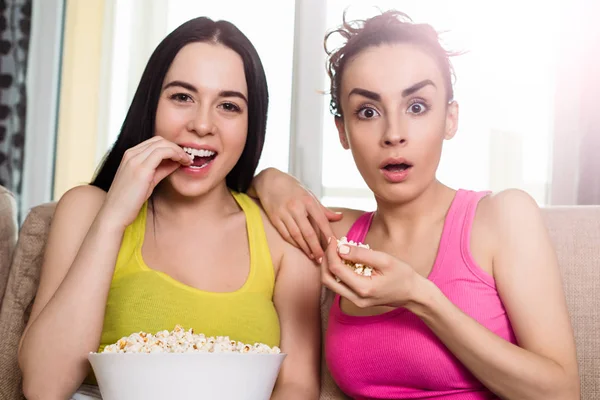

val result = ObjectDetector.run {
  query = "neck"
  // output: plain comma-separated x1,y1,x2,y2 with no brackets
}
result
151,181,238,225
372,180,456,238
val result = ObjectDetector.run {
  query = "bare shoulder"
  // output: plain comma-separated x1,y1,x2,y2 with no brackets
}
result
45,184,108,272
55,184,107,216
329,207,368,238
485,188,542,229
45,184,108,260
474,188,541,231
471,189,544,275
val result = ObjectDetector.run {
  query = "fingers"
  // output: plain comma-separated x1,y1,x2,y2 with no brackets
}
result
321,239,366,303
141,147,190,174
323,206,344,222
122,136,164,161
273,218,296,248
337,243,392,272
306,201,335,243
280,213,313,259
152,159,185,186
291,203,325,261
125,137,191,166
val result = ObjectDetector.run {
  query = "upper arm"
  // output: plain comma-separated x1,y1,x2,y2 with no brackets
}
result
272,239,322,395
491,189,578,374
20,185,106,349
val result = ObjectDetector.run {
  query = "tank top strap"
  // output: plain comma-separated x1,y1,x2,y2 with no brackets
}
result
432,189,493,285
443,189,491,248
345,212,374,243
231,191,275,292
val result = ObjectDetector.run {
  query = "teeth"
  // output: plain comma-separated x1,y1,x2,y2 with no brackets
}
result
188,162,211,170
182,147,216,157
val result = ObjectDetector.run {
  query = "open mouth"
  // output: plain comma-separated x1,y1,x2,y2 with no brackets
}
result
382,162,412,172
182,146,217,169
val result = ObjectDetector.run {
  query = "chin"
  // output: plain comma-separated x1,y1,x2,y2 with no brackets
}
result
368,178,422,205
164,171,223,198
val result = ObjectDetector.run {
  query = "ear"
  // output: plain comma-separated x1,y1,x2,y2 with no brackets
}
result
444,101,459,140
335,116,350,149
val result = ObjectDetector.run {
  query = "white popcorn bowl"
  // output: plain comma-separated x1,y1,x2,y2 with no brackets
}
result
88,352,286,400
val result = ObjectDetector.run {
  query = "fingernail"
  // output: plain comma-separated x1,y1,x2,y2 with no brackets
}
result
327,237,333,244
335,211,343,214
309,254,314,259
338,244,350,255
317,257,323,264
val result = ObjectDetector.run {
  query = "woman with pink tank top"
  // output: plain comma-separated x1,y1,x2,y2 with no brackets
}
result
251,10,580,400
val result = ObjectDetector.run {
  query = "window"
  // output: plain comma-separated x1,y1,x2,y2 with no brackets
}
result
49,0,560,209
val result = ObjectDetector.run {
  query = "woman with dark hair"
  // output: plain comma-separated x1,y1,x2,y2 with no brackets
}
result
252,10,580,400
18,17,320,400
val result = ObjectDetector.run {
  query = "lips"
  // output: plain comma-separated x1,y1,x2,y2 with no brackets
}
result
379,157,413,183
179,144,218,169
379,157,413,171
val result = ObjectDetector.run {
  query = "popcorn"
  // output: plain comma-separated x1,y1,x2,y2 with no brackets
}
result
335,236,374,281
100,325,281,355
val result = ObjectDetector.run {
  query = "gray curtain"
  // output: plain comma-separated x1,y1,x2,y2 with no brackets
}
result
0,0,31,205
576,19,600,205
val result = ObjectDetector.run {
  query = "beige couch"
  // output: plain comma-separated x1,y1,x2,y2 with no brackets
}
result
0,203,599,400
0,185,18,310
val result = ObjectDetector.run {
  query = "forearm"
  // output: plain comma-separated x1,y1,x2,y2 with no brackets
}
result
407,281,578,400
248,168,302,197
19,210,125,398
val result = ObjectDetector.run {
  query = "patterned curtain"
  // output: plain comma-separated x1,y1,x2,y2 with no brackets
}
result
0,0,31,203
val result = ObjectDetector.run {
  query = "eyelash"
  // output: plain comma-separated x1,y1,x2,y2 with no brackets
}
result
170,93,192,103
169,93,242,113
353,99,431,120
406,98,430,115
218,102,242,113
354,104,380,120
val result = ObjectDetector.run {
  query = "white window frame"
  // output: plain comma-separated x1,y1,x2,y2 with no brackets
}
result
287,0,327,198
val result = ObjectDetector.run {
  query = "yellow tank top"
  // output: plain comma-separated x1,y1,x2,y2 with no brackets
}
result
94,191,280,354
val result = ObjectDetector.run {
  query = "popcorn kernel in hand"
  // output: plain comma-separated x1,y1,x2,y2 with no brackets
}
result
335,237,374,278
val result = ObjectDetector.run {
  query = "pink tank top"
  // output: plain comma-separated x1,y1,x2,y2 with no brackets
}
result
325,190,516,399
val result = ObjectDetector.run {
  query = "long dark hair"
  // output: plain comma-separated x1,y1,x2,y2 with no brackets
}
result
92,17,268,193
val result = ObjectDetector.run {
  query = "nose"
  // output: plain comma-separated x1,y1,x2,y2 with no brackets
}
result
187,106,216,137
381,116,407,147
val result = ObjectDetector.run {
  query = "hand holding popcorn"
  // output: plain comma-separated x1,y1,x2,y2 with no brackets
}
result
322,236,427,309
335,237,374,280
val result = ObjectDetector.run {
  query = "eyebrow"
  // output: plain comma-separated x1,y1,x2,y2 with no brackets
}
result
348,79,437,101
401,79,436,97
163,80,248,104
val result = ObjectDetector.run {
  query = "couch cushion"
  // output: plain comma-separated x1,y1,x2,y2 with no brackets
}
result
0,185,18,309
0,203,56,400
543,206,600,398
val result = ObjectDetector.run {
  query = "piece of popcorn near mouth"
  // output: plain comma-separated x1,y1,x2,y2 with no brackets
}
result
335,237,374,282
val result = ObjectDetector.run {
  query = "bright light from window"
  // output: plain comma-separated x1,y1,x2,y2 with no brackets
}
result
321,0,559,209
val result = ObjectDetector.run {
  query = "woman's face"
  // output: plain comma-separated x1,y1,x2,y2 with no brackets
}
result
154,42,248,197
335,43,458,204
